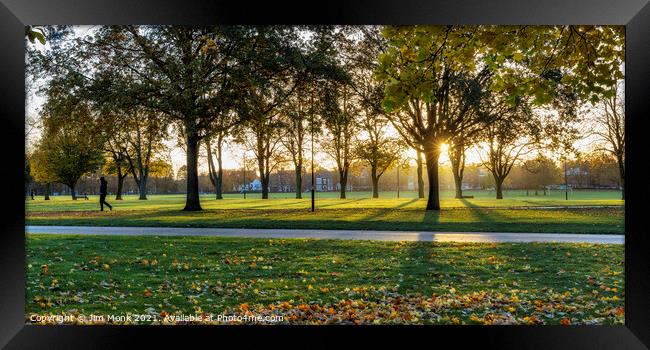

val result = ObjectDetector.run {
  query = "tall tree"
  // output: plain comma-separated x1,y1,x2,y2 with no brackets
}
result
376,26,487,210
239,114,286,199
85,26,254,210
236,27,317,199
355,110,404,198
344,27,400,199
321,83,357,199
280,26,349,199
342,26,427,199
445,70,492,199
376,25,624,210
33,104,105,200
86,57,171,201
280,94,310,198
478,93,540,199
205,129,229,199
109,109,167,200
594,83,625,199
91,99,167,201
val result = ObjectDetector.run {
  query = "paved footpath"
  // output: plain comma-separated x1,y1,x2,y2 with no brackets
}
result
26,226,624,244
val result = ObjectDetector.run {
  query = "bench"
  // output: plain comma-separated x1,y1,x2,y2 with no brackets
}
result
461,195,474,199
75,194,89,200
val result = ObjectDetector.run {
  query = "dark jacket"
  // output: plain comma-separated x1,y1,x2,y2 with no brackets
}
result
100,180,108,195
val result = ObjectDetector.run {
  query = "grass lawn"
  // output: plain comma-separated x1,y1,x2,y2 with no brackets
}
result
26,207,624,234
26,234,624,325
26,189,624,212
26,190,624,234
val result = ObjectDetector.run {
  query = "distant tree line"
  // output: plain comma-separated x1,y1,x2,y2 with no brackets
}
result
27,148,621,199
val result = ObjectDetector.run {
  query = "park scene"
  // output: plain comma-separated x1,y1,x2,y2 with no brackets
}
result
24,25,624,325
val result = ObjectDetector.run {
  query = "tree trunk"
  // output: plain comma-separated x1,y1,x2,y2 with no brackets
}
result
216,168,223,199
261,173,270,199
295,164,302,199
206,138,223,200
116,171,125,200
216,159,223,200
620,176,625,200
371,166,379,199
423,144,441,210
339,169,347,199
69,183,77,200
138,177,148,200
452,172,463,199
449,143,465,199
183,129,202,211
495,179,504,199
44,182,51,200
618,155,625,200
258,157,269,199
216,140,224,199
416,149,425,199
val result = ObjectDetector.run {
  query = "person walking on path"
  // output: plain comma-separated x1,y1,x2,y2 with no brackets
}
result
99,177,113,211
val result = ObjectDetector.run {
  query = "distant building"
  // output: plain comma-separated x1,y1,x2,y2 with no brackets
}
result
237,179,262,192
567,166,588,177
316,176,334,192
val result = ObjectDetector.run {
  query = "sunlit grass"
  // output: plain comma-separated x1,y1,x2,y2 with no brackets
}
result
25,190,624,234
26,207,624,234
26,189,623,212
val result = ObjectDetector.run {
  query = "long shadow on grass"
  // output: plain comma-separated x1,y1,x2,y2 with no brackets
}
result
453,202,539,233
396,240,546,298
418,206,511,232
394,198,420,209
316,198,365,209
214,201,305,210
358,199,421,222
455,200,624,234
456,199,575,233
399,240,454,297
75,209,377,230
458,199,503,224
27,205,625,233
